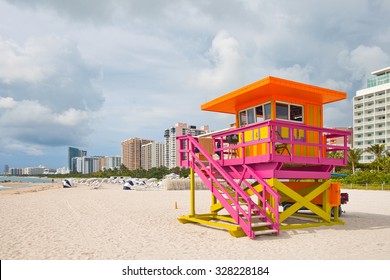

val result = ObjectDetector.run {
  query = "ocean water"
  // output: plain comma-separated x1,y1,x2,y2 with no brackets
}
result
0,176,53,183
0,176,53,191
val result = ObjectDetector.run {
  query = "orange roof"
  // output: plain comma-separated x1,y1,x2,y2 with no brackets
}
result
201,76,347,114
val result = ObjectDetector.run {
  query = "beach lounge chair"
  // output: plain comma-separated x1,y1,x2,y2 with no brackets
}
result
275,130,290,155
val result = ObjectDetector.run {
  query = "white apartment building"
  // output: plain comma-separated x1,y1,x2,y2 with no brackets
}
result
141,142,165,170
23,166,45,175
73,156,102,174
101,156,122,171
164,123,210,169
56,167,70,174
353,66,390,163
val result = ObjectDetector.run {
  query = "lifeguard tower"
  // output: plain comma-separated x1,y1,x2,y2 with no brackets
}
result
177,76,350,239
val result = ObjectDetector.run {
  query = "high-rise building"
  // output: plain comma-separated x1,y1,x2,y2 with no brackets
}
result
72,156,102,174
84,157,101,174
121,138,153,170
141,142,165,170
68,147,87,172
23,166,45,175
164,123,210,169
3,164,9,174
353,66,390,163
56,167,69,174
101,156,122,171
9,168,23,175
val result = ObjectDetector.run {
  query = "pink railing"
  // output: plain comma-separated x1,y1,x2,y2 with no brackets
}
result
177,135,280,238
211,120,350,167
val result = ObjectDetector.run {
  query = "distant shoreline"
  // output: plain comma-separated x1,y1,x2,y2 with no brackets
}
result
0,176,53,185
0,178,57,192
0,182,60,194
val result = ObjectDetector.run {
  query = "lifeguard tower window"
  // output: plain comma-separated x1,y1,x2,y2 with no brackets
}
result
276,103,288,120
275,102,303,123
255,105,264,122
247,108,255,124
239,103,271,127
264,103,271,120
239,111,247,126
290,104,303,122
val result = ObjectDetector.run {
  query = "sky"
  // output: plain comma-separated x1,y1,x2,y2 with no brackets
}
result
0,0,389,169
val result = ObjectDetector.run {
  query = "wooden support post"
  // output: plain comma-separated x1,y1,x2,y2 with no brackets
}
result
211,193,217,214
190,167,195,216
323,187,330,220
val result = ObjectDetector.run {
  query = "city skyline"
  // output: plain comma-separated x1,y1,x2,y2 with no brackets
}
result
2,122,209,170
1,1,389,168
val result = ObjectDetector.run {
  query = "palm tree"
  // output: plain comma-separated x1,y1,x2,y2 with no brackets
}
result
371,157,389,172
347,148,363,174
327,151,343,159
365,144,386,160
366,144,386,171
327,151,343,173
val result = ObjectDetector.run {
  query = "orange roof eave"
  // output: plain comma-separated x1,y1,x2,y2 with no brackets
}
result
201,76,347,114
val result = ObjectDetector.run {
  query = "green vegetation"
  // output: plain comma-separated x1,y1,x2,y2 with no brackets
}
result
332,144,390,190
347,148,363,174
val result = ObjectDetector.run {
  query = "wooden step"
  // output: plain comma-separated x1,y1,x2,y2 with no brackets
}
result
228,201,248,206
221,194,246,202
254,229,278,236
219,190,234,194
222,197,247,205
252,221,271,227
251,215,266,220
241,215,267,224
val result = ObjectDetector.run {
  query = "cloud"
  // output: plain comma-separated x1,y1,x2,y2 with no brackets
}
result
324,99,353,128
54,108,89,126
0,36,104,110
338,45,390,85
0,99,51,126
0,35,104,157
0,99,92,146
197,30,247,92
5,0,116,22
3,142,45,156
270,64,313,84
4,0,188,24
1,0,390,168
0,97,17,108
0,38,55,84
321,79,352,93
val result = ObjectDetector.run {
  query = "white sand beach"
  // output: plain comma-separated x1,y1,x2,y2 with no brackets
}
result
0,183,389,260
